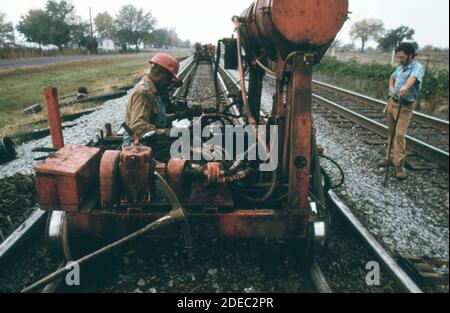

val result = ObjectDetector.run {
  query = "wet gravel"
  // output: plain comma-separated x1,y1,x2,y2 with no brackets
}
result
318,211,400,293
0,174,37,241
313,109,449,292
0,233,60,293
312,109,449,260
59,239,307,293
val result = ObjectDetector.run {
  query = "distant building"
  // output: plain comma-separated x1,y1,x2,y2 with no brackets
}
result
99,38,117,51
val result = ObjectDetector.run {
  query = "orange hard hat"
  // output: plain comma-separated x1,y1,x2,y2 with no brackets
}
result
150,54,180,79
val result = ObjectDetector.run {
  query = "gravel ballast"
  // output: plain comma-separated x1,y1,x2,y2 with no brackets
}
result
313,110,449,260
230,69,449,291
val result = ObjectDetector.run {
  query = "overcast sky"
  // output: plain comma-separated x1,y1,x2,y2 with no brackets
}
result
1,0,449,48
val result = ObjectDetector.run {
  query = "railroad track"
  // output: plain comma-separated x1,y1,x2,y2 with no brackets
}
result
311,81,449,170
1,59,445,294
0,57,195,251
52,58,330,293
327,191,423,293
309,81,448,292
0,57,330,294
260,73,447,292
0,58,442,292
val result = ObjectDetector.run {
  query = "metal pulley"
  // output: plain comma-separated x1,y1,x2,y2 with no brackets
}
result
100,146,155,207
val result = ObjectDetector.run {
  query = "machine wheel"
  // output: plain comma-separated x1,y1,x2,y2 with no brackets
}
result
310,134,329,257
46,211,73,261
46,211,96,261
288,134,328,263
287,222,314,265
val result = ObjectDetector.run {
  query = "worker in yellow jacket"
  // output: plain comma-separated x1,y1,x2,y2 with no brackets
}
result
124,54,192,161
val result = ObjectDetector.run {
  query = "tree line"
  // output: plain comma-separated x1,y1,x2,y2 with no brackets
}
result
349,18,419,53
0,0,191,52
0,12,15,45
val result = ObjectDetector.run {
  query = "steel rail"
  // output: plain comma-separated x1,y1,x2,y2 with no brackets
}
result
328,190,423,293
0,208,47,265
312,94,449,169
264,74,448,168
306,260,333,293
173,57,197,98
313,80,449,132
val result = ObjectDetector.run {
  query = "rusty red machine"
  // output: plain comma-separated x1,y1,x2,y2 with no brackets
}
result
36,0,348,262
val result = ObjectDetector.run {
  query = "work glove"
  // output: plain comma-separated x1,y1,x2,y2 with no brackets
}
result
171,78,183,88
175,105,203,120
191,105,203,117
142,130,156,139
170,98,189,112
155,128,172,137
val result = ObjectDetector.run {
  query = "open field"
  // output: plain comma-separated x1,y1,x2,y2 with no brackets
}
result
331,51,449,70
0,49,191,138
0,54,128,70
0,47,91,60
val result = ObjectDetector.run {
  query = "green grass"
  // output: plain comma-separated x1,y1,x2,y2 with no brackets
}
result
0,50,191,137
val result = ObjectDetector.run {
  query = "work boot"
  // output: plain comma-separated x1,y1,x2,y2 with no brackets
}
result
377,159,393,168
395,164,408,180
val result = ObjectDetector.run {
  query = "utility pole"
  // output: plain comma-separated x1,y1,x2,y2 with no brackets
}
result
11,22,16,46
88,6,98,54
89,7,94,38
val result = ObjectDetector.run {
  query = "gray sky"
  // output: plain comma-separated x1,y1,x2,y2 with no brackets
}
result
1,0,449,47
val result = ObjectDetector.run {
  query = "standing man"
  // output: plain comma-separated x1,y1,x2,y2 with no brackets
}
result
123,53,192,162
378,43,424,180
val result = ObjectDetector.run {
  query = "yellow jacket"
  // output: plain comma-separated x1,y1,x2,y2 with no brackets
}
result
125,75,160,139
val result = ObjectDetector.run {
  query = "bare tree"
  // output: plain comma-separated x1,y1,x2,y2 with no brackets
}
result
350,19,385,53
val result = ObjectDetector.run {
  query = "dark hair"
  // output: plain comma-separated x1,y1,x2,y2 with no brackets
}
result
395,42,417,58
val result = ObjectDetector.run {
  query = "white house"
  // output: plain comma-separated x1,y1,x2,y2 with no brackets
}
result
99,38,117,51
